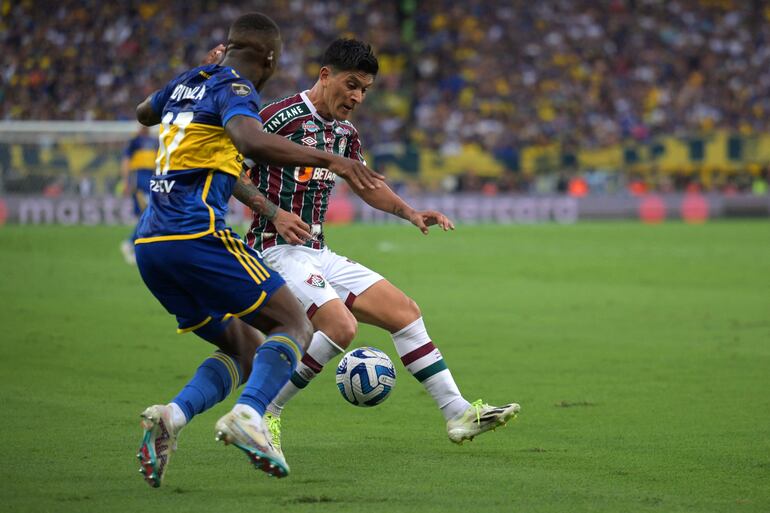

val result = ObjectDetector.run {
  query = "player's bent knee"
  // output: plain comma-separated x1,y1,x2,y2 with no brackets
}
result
273,310,313,350
389,296,421,327
291,315,314,351
405,296,421,319
341,318,358,346
288,306,314,349
385,296,422,333
326,317,357,347
316,307,357,347
277,302,313,350
312,299,357,347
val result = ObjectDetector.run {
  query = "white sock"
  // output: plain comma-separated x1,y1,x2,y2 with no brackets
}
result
167,402,187,431
267,331,344,416
232,403,260,420
391,317,470,421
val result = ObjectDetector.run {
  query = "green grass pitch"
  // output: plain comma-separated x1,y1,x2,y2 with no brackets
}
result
1,221,769,513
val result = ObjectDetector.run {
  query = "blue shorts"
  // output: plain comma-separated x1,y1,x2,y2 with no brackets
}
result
132,169,153,216
135,228,285,338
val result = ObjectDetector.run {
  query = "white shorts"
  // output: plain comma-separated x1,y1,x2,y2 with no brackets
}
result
261,245,384,317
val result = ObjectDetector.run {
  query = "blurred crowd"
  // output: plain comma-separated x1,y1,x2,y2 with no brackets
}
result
0,0,404,149
411,0,770,149
2,0,770,194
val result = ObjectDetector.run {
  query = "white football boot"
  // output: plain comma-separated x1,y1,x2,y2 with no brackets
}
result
215,409,289,478
447,399,521,444
137,404,180,488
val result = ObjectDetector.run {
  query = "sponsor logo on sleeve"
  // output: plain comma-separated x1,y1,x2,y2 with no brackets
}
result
231,83,252,96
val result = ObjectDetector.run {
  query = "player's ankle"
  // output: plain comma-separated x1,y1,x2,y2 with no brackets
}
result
168,402,188,431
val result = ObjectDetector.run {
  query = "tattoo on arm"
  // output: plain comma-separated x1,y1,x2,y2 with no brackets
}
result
264,201,277,220
233,169,278,220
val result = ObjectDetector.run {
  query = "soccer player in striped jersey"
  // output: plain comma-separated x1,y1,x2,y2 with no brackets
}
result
239,39,520,452
132,15,383,486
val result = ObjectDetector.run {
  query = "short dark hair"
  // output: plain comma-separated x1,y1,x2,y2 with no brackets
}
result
229,12,280,40
321,39,379,76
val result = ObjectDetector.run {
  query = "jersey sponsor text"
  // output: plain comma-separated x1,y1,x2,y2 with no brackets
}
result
150,179,176,193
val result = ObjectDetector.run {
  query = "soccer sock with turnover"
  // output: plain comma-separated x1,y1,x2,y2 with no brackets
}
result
236,334,303,417
171,351,243,426
392,317,471,421
267,330,344,416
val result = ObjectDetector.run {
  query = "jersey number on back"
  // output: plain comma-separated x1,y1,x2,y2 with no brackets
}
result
155,111,194,175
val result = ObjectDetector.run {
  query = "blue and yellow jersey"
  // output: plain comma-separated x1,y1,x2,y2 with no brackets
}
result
123,135,158,172
135,64,262,244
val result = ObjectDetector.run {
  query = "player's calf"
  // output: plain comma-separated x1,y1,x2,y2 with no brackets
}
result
244,286,313,352
267,330,345,420
263,300,357,419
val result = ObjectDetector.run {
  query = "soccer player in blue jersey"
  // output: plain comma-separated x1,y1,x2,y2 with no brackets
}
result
119,125,157,264
132,13,383,487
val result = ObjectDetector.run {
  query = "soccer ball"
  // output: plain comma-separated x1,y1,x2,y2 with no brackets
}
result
335,347,396,407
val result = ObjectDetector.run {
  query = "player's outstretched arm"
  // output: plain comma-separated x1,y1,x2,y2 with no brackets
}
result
225,115,385,190
232,167,311,245
355,183,455,235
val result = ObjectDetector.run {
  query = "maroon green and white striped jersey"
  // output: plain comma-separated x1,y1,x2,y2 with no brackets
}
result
245,91,365,251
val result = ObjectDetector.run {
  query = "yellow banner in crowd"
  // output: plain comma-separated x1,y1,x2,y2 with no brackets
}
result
3,130,769,194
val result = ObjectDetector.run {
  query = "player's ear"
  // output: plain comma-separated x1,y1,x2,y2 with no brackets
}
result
319,66,331,86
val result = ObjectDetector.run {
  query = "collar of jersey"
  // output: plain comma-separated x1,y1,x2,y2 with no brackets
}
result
300,90,336,127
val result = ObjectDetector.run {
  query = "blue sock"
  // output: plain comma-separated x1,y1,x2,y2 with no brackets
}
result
237,334,302,416
172,351,242,422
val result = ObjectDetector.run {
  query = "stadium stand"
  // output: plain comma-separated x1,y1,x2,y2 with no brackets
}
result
1,0,769,195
